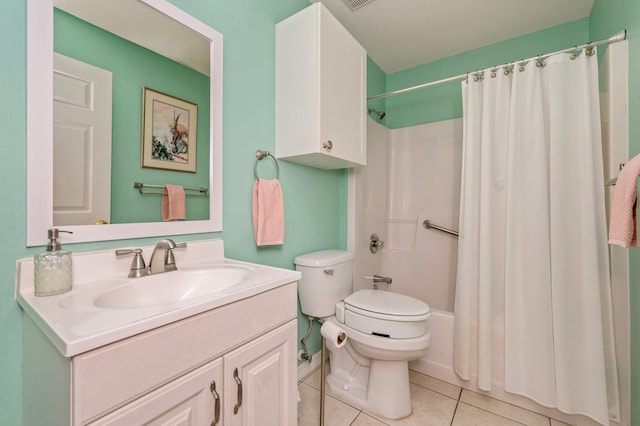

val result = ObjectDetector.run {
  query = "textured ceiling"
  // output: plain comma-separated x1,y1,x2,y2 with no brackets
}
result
317,0,595,74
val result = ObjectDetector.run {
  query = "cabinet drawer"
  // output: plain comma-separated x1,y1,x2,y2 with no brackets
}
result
73,282,297,424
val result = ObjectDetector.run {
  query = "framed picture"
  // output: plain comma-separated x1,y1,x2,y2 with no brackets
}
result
141,87,198,173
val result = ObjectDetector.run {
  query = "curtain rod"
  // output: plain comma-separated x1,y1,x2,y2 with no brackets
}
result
367,30,627,102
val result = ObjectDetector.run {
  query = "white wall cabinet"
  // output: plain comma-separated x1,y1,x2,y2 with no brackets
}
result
276,3,367,169
23,283,298,426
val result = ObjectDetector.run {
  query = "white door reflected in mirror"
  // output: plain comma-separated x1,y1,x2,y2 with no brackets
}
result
53,53,112,226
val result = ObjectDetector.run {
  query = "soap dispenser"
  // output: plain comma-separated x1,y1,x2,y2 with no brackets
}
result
34,229,73,296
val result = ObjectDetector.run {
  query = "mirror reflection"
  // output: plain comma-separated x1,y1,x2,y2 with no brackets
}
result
26,0,222,245
53,0,210,226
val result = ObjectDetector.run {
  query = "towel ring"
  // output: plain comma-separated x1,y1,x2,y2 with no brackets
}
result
254,150,280,180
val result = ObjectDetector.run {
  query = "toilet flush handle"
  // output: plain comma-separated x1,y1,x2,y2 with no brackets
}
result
324,269,334,276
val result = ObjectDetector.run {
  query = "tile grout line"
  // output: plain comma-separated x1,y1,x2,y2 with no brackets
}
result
459,388,554,426
449,386,464,426
408,378,462,402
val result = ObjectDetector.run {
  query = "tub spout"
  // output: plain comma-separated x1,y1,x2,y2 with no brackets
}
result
364,275,392,288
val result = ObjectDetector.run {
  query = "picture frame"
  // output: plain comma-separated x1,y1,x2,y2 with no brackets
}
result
141,87,198,173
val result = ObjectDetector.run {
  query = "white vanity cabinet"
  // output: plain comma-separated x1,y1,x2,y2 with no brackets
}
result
23,283,298,426
275,2,367,169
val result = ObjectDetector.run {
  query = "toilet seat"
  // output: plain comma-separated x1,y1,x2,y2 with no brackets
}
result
326,316,431,359
341,290,430,339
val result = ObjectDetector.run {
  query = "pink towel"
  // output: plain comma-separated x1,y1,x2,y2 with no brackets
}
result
252,179,285,246
609,154,640,247
162,184,186,221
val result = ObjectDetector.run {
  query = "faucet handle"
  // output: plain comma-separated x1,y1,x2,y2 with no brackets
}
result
165,242,187,272
115,249,149,278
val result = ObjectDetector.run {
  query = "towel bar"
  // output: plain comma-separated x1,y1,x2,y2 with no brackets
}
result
133,182,209,197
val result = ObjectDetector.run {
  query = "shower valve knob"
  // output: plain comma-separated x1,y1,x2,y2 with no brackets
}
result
369,233,384,254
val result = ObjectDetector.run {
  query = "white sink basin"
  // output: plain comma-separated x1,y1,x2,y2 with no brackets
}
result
17,239,302,356
93,264,255,309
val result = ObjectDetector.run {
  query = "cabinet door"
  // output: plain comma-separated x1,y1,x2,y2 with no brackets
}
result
89,358,223,426
223,320,297,426
319,4,367,166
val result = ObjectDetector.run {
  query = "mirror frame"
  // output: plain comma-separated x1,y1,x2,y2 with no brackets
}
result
26,0,223,246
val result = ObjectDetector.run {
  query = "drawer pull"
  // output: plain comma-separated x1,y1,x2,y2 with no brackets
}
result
210,380,220,425
233,368,243,414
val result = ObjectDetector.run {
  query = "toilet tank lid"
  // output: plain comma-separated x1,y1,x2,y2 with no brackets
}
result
294,250,354,267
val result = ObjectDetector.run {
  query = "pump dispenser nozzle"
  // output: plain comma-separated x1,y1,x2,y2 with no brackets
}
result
46,228,73,251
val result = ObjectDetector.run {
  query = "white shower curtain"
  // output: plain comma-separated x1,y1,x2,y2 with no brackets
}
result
454,49,620,425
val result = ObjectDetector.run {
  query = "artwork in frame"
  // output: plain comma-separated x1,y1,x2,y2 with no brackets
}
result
141,87,198,173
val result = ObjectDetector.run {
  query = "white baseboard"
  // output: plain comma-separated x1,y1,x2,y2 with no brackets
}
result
297,350,323,383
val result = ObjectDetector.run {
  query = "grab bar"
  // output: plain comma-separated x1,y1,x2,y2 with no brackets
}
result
423,220,459,237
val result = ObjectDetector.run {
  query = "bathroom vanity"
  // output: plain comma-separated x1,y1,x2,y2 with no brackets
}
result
17,239,300,426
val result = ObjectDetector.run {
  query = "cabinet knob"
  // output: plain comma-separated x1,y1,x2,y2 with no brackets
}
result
323,140,333,152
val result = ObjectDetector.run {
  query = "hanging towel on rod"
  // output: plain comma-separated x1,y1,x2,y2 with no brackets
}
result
609,153,640,247
162,184,186,221
252,178,285,246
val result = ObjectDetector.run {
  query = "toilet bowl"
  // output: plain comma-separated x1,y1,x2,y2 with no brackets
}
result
294,250,431,420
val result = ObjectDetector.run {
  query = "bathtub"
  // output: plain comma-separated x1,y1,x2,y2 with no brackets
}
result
408,309,464,386
408,309,608,425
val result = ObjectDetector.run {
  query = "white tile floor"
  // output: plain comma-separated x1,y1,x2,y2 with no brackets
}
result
298,368,572,426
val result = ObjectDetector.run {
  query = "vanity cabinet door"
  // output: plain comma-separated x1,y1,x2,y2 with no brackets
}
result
223,320,297,426
89,358,223,426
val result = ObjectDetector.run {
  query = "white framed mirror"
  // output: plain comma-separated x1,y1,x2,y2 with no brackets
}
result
26,0,223,246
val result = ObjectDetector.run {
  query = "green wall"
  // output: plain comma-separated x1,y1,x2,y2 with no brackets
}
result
54,9,210,223
590,1,640,422
1,0,345,424
383,19,590,129
0,1,27,423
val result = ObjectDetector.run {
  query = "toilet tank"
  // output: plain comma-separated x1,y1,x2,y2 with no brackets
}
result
294,250,354,318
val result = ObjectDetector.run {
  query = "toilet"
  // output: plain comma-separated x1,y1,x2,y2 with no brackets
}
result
295,250,431,420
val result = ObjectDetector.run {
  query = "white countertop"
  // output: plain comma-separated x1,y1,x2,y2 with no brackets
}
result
16,239,300,357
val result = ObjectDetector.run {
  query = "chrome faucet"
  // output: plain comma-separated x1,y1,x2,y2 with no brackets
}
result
115,239,187,277
149,239,187,275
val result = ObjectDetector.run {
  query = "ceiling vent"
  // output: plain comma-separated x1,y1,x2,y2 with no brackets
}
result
342,0,376,11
